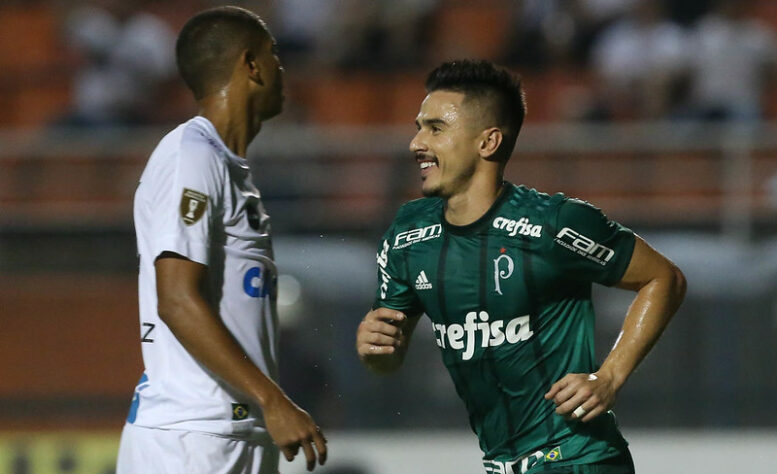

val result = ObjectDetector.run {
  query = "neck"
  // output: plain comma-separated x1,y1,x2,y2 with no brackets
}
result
444,172,504,226
197,90,261,157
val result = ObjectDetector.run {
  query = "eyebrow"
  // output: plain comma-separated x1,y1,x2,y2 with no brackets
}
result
415,118,447,128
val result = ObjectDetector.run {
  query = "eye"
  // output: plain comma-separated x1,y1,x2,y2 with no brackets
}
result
431,125,442,134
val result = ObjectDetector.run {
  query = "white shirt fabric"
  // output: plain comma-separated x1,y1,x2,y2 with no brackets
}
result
689,15,777,118
129,116,279,438
592,19,686,88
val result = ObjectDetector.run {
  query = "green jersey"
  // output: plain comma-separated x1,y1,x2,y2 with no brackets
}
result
374,183,636,473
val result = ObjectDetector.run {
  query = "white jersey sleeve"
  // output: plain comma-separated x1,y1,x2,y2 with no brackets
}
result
144,131,225,266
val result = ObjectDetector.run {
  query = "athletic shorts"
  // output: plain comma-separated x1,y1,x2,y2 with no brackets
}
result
116,423,280,474
528,450,635,474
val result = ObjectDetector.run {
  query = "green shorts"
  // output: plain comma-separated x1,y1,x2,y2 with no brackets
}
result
527,451,635,474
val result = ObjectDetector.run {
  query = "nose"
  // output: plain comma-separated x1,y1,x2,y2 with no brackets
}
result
409,131,425,154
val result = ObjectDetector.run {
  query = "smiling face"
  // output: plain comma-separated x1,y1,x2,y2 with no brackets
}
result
410,90,486,199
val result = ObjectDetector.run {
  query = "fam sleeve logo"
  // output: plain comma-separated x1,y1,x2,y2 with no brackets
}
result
553,227,614,266
179,188,208,225
393,224,442,249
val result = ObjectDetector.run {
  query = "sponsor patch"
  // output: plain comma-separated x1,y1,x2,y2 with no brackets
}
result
394,224,442,249
492,216,543,238
554,227,614,266
180,188,208,225
232,403,250,420
432,311,533,361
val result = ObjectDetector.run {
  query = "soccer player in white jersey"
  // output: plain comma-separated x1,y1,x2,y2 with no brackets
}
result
117,6,327,473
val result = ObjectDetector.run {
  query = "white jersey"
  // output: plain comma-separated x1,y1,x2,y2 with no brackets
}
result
129,116,279,438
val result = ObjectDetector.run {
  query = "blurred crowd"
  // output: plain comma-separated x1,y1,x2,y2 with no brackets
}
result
5,0,777,127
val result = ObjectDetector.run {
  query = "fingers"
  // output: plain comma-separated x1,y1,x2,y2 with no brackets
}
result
360,323,402,343
579,398,607,423
301,439,316,471
545,373,614,423
359,344,395,355
301,426,328,471
369,308,407,324
279,425,328,471
281,446,296,462
556,389,592,417
356,327,401,355
356,310,406,357
312,429,328,466
544,376,569,400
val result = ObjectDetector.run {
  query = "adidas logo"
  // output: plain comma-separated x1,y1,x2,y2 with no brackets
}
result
415,271,432,290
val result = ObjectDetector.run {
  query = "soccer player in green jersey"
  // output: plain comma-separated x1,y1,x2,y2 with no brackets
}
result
355,60,686,473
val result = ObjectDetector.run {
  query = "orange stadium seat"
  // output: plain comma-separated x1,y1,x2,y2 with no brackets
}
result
386,72,427,124
0,5,58,73
429,0,513,62
11,81,71,127
304,73,385,124
0,275,142,398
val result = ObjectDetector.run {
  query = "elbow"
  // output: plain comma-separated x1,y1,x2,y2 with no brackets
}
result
668,263,687,304
157,293,185,325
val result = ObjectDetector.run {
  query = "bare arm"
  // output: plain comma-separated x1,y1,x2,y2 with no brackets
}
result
545,236,687,422
155,252,327,471
356,307,422,374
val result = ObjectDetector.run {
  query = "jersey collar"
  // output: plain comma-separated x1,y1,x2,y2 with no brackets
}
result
190,116,249,169
442,181,511,236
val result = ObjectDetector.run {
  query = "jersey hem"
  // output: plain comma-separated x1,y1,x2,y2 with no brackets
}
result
152,233,210,266
126,421,271,442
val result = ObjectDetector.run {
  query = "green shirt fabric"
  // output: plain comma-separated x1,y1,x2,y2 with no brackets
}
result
374,182,636,472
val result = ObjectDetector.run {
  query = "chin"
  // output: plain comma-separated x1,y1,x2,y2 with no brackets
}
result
261,105,282,121
421,184,441,198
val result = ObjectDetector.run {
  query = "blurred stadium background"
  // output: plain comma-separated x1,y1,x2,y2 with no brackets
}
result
1,0,777,472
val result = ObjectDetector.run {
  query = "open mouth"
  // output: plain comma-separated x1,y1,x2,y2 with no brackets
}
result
419,158,438,179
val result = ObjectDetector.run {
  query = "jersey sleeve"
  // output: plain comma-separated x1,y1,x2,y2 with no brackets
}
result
548,198,635,286
149,140,224,266
373,220,424,315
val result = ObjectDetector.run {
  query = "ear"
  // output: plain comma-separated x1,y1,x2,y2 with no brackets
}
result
478,127,504,161
243,50,264,86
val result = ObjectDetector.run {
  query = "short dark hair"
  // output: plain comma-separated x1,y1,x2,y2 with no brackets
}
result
426,60,526,159
176,6,269,99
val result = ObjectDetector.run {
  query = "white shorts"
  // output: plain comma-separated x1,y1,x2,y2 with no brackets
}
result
116,423,280,474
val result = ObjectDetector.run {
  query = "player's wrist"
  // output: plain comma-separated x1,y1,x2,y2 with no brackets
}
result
361,352,402,374
246,377,286,410
594,366,627,392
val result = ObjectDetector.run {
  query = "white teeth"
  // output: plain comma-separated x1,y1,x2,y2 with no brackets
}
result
420,162,437,170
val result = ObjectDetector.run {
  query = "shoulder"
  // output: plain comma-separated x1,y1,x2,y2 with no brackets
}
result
391,197,443,229
556,197,609,226
486,184,564,240
508,184,564,206
505,184,606,224
149,119,224,170
553,196,632,246
178,120,227,169
381,197,443,248
396,196,443,218
502,184,566,220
